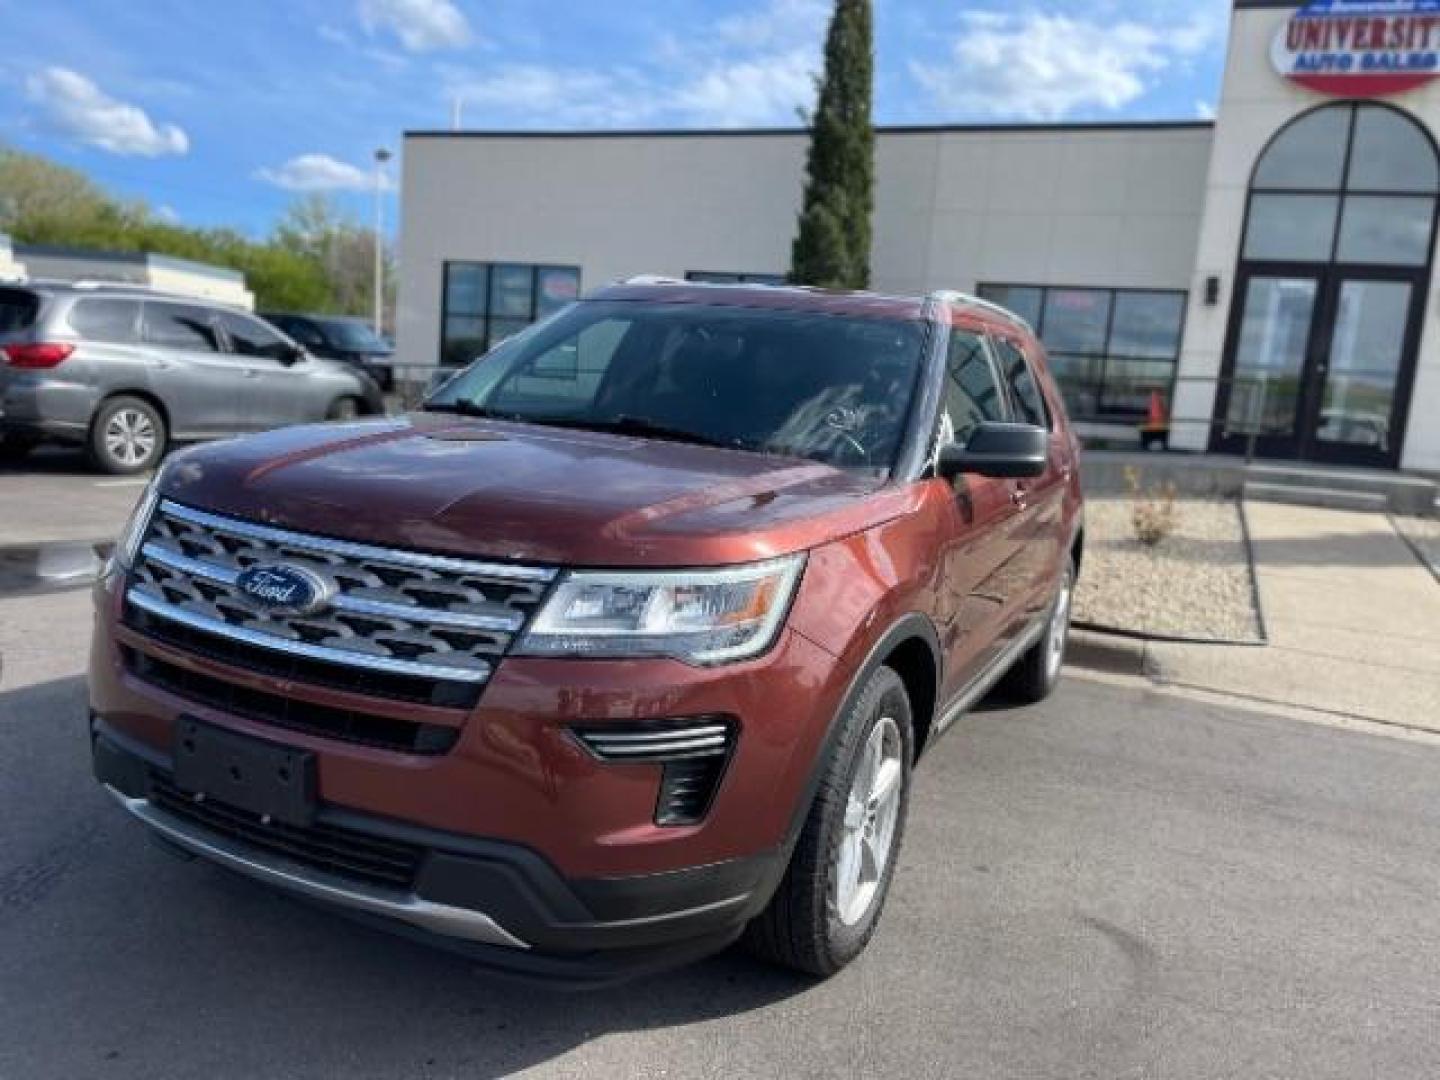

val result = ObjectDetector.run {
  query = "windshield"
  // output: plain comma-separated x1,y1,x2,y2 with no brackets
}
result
320,318,392,353
425,301,927,473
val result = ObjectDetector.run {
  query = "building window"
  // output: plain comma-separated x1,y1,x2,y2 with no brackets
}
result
977,284,1187,421
1243,103,1439,267
685,271,788,285
440,262,580,366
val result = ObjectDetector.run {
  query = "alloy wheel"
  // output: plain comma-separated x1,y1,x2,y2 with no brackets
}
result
104,408,157,468
834,715,904,927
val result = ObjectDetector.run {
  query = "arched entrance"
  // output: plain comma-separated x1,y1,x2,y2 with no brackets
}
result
1212,102,1439,467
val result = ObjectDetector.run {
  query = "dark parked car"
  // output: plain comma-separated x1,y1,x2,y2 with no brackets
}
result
0,284,384,473
91,280,1083,983
261,312,395,391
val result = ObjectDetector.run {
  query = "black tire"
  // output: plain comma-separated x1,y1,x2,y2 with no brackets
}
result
743,665,914,977
1002,556,1075,704
327,396,361,421
0,435,38,464
88,395,166,475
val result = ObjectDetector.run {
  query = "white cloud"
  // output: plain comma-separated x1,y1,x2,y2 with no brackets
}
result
674,48,816,127
155,204,181,223
26,67,188,156
911,11,1222,121
256,153,393,192
445,64,653,127
1196,100,1216,120
358,0,471,53
446,0,821,130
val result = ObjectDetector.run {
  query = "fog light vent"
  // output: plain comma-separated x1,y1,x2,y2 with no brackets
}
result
571,719,736,826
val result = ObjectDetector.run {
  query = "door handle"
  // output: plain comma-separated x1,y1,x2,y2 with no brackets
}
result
243,368,259,379
1010,488,1027,507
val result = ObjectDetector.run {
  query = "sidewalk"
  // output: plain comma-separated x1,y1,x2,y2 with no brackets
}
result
1136,502,1440,732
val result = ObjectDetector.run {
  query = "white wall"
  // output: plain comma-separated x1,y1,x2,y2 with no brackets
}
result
397,124,1211,369
1175,5,1440,472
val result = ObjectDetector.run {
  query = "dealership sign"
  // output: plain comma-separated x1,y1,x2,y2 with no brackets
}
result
1272,0,1440,96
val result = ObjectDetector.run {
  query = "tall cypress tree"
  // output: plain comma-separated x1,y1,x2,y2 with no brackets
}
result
790,0,874,289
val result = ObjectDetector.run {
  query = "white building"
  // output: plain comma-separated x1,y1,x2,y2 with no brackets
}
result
12,244,256,310
397,0,1440,474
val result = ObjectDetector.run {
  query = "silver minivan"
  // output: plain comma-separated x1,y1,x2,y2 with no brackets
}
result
0,283,383,473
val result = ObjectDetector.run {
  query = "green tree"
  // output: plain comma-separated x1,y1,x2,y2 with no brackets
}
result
790,0,874,289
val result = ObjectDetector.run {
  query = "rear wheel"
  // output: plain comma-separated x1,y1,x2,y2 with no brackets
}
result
327,396,361,421
88,396,166,475
1002,556,1075,704
743,665,913,977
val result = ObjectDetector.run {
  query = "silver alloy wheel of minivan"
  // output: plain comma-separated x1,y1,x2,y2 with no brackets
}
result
834,715,904,927
104,407,158,468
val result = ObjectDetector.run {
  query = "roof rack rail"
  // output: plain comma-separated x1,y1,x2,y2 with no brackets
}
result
620,274,688,286
925,289,1033,332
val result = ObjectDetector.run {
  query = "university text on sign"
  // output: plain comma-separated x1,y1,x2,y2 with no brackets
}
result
1272,0,1440,96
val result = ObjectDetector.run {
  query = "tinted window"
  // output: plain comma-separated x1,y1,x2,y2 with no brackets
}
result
144,303,219,351
995,337,1050,429
1244,194,1340,261
1252,106,1350,190
272,316,326,348
1348,106,1439,192
1040,290,1110,354
430,301,927,473
941,331,1007,445
1336,195,1435,266
69,298,140,343
441,261,582,365
1109,292,1185,359
218,312,293,359
976,284,1043,328
0,288,40,332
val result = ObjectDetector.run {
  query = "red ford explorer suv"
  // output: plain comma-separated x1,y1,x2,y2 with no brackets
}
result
90,281,1083,983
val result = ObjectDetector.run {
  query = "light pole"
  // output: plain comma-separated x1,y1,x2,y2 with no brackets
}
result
373,147,392,336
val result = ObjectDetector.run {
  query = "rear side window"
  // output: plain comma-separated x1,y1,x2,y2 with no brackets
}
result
0,288,39,332
217,312,292,360
941,330,1008,445
993,336,1051,429
69,298,141,343
144,303,220,352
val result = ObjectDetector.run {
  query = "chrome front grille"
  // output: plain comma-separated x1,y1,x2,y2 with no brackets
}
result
123,500,555,704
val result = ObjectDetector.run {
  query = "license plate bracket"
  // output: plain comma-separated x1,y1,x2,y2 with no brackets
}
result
171,717,316,828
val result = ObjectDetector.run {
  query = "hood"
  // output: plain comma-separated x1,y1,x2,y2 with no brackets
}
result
161,414,923,567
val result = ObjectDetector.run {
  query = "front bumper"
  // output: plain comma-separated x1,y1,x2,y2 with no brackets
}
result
93,720,782,984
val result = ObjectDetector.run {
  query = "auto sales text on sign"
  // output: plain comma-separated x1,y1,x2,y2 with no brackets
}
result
1273,0,1440,96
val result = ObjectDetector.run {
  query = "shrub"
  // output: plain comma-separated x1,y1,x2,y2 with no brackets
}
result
1125,466,1179,546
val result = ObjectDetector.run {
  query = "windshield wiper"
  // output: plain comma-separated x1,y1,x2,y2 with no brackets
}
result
421,401,525,421
536,415,747,451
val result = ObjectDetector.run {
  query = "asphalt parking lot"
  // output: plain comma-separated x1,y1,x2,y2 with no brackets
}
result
3,584,1440,1079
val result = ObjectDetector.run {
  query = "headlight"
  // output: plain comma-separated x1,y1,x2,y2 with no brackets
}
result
516,555,805,664
110,474,162,572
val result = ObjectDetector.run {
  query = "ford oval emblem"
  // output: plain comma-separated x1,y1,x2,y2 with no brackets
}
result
235,563,333,615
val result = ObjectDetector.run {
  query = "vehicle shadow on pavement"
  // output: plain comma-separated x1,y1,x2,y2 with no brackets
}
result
0,675,813,1079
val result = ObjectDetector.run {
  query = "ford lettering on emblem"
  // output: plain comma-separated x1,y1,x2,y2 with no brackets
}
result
235,564,333,615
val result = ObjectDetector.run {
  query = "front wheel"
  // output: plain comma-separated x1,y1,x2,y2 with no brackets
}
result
743,665,913,977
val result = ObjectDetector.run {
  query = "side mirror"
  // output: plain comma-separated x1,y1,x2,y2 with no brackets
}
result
938,421,1049,480
279,344,306,367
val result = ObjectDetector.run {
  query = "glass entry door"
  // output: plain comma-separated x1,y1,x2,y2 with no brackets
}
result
1309,278,1414,465
1214,268,1422,467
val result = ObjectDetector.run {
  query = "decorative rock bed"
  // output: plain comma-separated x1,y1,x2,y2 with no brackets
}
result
1072,498,1264,644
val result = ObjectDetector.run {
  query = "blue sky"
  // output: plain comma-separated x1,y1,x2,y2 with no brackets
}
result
0,0,1232,236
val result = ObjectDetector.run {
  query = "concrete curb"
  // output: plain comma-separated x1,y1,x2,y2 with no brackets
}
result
0,540,112,598
1066,629,1149,678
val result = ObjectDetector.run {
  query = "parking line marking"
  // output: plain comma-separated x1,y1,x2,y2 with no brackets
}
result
93,479,151,488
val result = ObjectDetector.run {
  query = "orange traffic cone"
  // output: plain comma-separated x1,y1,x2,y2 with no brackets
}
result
1139,390,1169,450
